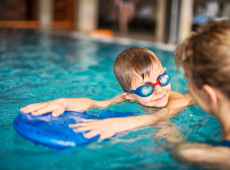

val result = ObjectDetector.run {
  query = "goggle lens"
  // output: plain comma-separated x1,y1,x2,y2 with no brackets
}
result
159,75,170,86
141,85,153,96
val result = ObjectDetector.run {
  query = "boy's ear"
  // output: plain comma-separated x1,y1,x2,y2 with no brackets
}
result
202,85,217,104
122,93,134,100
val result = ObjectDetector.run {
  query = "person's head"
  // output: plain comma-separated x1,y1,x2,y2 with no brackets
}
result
114,47,171,107
175,20,230,115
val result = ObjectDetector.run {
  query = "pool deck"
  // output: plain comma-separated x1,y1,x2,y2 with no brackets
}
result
52,30,176,52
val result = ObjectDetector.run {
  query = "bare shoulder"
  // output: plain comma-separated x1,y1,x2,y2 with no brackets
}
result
169,91,185,99
167,91,188,108
170,91,195,106
172,143,230,169
183,93,196,106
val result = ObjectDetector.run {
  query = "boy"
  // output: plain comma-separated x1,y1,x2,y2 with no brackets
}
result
21,47,194,141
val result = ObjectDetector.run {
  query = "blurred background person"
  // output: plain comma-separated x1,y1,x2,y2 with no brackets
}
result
115,0,138,34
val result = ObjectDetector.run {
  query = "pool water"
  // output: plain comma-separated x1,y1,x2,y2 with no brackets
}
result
0,29,222,170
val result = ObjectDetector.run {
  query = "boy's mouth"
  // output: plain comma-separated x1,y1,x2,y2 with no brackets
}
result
153,94,166,101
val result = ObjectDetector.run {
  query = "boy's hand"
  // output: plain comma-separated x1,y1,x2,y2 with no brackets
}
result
69,118,118,141
20,99,66,117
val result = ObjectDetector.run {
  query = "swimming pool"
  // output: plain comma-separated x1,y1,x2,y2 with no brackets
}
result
0,29,222,170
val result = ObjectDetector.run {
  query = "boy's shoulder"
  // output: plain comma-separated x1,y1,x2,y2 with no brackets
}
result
167,91,189,108
169,91,195,106
169,91,185,99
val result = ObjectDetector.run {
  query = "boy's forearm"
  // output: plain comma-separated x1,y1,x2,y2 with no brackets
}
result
112,110,170,133
59,94,126,112
94,94,126,108
60,98,95,111
113,108,183,133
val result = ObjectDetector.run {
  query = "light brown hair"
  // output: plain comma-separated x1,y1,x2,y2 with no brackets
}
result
113,47,161,91
175,20,230,98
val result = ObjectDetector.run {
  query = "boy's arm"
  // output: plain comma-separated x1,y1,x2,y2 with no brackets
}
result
69,107,185,141
70,112,165,141
70,91,190,141
20,94,126,116
65,94,126,111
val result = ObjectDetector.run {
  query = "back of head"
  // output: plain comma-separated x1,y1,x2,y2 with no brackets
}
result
114,47,161,91
175,20,230,98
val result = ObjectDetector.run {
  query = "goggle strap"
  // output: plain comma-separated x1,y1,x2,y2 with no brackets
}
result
124,90,136,93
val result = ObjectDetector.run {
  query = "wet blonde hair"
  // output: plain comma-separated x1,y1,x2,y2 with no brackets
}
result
175,20,230,98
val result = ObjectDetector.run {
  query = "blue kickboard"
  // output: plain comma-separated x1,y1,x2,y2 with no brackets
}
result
13,110,135,149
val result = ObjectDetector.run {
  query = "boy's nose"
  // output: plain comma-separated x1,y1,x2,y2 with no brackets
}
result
154,84,163,95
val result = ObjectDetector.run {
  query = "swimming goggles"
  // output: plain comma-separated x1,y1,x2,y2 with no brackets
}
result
124,72,170,97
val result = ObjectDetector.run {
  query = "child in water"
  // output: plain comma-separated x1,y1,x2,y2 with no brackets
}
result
21,47,194,141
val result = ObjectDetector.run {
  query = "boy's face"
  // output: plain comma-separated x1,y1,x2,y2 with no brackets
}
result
129,66,171,107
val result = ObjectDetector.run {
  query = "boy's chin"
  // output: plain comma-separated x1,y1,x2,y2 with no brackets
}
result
153,102,167,108
140,101,168,108
150,99,168,107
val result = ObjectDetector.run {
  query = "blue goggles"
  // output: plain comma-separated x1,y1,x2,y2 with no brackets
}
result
124,72,170,97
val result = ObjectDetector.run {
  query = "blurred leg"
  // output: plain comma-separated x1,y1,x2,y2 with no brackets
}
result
119,3,128,34
127,3,135,22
